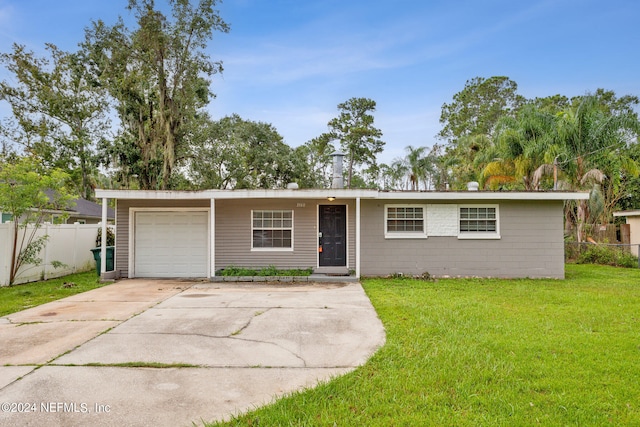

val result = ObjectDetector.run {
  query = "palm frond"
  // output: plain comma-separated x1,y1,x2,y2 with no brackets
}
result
484,175,516,190
621,157,640,177
580,168,605,186
588,184,605,222
532,163,555,189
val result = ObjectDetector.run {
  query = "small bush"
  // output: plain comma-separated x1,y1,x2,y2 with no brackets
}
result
219,265,313,277
95,227,115,247
576,244,638,268
387,271,435,281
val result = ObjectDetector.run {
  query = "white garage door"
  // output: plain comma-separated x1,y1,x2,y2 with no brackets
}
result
134,211,208,278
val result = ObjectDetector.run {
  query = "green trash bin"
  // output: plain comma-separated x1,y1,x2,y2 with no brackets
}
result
91,247,115,275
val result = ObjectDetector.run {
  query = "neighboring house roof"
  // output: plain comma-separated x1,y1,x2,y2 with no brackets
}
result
44,190,115,221
613,210,640,217
70,197,115,220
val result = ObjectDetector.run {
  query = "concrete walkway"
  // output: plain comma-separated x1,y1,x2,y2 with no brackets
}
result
0,280,385,426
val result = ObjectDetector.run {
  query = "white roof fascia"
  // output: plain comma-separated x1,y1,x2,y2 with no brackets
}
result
95,188,379,200
95,189,214,199
613,210,640,217
95,189,589,201
212,189,379,199
375,191,589,201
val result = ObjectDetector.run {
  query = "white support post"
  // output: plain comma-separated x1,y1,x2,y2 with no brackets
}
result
100,198,108,276
355,197,361,279
1,222,13,285
210,198,216,277
73,222,79,273
43,222,50,280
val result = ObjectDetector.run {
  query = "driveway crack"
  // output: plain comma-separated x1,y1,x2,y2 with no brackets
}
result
229,308,271,336
229,336,307,367
226,307,307,366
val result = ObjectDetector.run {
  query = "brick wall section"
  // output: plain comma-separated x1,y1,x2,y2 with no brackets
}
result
360,199,565,278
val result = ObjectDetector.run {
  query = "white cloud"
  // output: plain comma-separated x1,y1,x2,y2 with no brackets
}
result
220,39,399,86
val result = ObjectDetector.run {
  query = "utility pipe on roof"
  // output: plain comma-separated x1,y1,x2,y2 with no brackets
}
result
331,152,345,189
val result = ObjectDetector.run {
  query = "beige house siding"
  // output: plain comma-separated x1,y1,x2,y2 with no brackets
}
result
360,199,565,278
625,217,640,256
115,198,356,278
215,198,355,272
115,199,210,278
111,195,566,279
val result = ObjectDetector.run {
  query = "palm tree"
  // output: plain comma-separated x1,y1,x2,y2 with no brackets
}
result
430,144,457,191
533,95,640,241
404,145,435,190
379,159,408,190
480,106,556,190
444,134,492,190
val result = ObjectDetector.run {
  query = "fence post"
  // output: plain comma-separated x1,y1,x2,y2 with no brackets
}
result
73,222,79,273
43,222,50,280
1,223,13,286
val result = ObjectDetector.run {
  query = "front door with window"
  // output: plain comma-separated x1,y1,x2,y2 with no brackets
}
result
318,205,347,267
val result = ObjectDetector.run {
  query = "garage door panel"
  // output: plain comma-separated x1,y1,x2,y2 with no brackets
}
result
134,211,208,278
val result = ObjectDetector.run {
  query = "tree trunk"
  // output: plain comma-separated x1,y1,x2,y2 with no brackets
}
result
576,200,587,243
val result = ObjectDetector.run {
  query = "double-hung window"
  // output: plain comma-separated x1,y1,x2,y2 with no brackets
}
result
458,205,500,239
385,205,427,238
252,210,293,250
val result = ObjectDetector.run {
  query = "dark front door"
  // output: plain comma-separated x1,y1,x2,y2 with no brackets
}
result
319,205,347,267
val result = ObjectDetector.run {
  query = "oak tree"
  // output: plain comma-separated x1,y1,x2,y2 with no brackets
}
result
0,44,109,199
84,0,229,189
438,76,525,143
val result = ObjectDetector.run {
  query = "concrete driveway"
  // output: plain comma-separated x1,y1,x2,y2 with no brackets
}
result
0,279,385,426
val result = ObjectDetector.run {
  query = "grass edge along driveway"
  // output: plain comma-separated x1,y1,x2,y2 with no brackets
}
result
210,264,640,426
0,271,104,317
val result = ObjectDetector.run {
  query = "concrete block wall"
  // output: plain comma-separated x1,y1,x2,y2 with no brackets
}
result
360,200,565,278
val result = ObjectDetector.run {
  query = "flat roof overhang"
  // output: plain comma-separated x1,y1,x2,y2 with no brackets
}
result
95,188,589,201
613,210,640,217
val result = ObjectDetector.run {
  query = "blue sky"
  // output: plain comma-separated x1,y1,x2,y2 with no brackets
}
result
0,0,638,163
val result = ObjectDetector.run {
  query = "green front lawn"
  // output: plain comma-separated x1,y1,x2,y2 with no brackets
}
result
211,264,640,426
0,271,104,316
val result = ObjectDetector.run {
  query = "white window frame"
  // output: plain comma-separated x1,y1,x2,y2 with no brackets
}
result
458,204,500,239
384,204,427,239
251,209,294,251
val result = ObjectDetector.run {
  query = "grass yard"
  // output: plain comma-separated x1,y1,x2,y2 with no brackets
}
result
210,264,640,426
0,271,104,316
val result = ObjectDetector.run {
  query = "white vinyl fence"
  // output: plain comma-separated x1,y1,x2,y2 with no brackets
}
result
0,222,105,286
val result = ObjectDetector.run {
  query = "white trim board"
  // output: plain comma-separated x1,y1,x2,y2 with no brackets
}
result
97,188,589,202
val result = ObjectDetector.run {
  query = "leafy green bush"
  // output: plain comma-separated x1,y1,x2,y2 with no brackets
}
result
219,265,313,276
387,271,435,281
576,244,638,268
95,226,115,247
